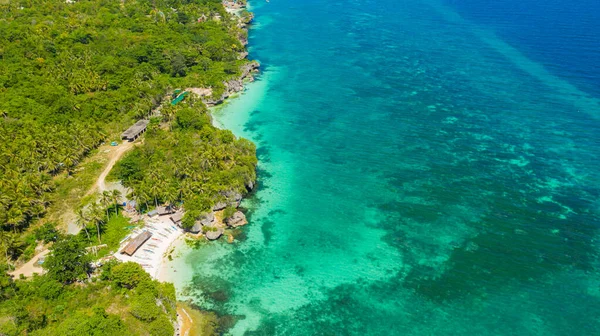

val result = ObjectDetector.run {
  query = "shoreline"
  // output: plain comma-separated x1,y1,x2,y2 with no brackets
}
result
151,2,257,283
114,214,184,279
156,233,187,282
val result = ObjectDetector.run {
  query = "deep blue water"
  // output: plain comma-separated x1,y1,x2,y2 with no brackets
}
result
448,0,600,97
167,0,600,334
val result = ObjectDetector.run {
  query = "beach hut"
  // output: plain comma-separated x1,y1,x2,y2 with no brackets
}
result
120,231,152,256
121,120,150,141
170,212,184,225
157,205,175,216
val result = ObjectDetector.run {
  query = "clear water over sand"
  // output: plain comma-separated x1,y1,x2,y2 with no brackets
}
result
164,0,600,334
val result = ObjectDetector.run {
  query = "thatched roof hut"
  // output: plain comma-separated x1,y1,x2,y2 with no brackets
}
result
157,205,175,216
121,120,150,141
170,212,184,225
120,231,152,256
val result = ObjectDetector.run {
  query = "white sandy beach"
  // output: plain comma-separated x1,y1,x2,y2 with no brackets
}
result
114,214,184,279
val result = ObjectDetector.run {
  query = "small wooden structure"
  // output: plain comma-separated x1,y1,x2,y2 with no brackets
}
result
121,120,150,141
120,231,152,256
170,212,184,226
157,205,175,216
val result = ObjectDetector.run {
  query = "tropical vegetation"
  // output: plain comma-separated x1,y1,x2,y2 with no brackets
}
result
0,0,250,262
0,237,176,335
0,0,256,333
113,96,257,229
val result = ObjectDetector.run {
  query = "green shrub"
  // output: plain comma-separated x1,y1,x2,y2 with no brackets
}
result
223,206,236,219
34,223,61,243
110,262,150,289
148,315,174,336
130,293,161,322
38,278,63,300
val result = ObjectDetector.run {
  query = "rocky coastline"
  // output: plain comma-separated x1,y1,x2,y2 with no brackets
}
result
187,2,260,108
201,60,260,107
165,2,258,332
177,3,257,242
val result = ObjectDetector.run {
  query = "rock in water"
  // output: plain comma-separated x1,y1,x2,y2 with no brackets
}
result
189,212,216,234
225,211,248,227
199,212,216,226
205,227,224,240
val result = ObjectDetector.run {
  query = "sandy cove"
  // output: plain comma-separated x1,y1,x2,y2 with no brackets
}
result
114,214,184,279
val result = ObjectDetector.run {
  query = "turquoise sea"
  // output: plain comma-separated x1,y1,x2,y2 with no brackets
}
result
164,0,600,334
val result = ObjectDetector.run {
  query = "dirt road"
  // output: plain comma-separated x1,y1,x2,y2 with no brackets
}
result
12,140,137,278
9,249,49,279
86,140,135,196
65,140,135,234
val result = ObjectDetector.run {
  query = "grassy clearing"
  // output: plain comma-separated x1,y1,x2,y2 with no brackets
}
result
84,213,139,259
45,144,114,228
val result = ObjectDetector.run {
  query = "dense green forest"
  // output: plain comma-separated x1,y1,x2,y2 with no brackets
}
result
113,96,257,229
0,0,249,254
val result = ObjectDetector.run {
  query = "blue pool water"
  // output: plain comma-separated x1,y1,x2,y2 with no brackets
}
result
165,0,600,334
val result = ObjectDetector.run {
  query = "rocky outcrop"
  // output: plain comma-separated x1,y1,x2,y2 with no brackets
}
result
205,227,224,240
203,217,224,240
223,190,243,207
189,222,202,234
225,211,247,227
189,212,216,234
202,61,260,107
199,212,215,226
212,189,244,211
212,201,227,211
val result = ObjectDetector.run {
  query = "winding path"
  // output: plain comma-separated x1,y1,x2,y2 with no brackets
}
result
11,140,136,278
86,140,135,196
65,140,136,234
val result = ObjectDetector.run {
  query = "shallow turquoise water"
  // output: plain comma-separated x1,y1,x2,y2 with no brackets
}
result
165,0,600,334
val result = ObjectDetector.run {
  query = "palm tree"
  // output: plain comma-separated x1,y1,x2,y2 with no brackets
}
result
163,185,178,209
111,189,122,215
100,191,112,219
62,150,79,176
89,203,104,244
148,179,161,208
0,232,22,266
75,208,91,241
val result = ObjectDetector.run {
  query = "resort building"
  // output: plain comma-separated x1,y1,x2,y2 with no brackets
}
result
120,231,152,256
169,212,184,226
157,205,176,216
121,120,150,141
